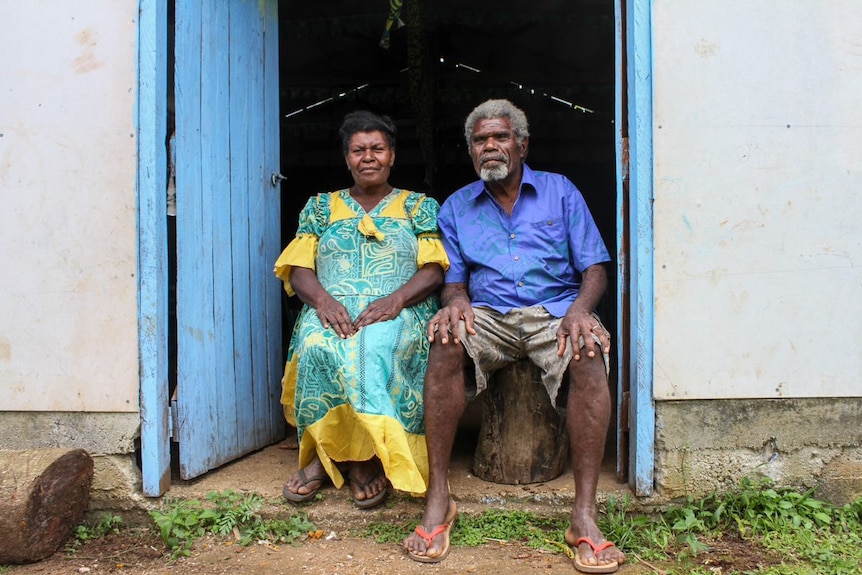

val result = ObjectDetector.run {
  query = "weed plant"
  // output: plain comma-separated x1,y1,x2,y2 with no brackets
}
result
602,476,862,574
65,512,123,552
149,489,316,558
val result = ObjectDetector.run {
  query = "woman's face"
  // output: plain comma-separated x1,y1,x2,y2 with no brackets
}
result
345,130,395,189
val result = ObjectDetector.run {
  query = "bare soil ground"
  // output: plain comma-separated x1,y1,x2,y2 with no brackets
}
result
5,523,781,575
4,442,783,575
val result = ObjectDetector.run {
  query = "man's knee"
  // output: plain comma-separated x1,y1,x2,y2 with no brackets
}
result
428,339,466,373
567,356,609,392
429,337,462,356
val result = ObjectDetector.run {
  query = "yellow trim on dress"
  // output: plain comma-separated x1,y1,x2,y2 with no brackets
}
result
280,353,299,427
358,214,386,240
273,235,319,297
329,192,357,222
378,189,410,218
417,235,449,271
299,404,429,495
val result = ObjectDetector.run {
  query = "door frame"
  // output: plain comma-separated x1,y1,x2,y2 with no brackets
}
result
617,0,655,497
137,0,171,497
138,0,656,498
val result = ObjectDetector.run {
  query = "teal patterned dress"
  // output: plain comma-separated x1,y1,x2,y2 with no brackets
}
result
274,189,447,494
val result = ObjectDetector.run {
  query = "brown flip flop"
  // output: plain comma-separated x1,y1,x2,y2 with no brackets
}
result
349,468,390,509
282,467,327,503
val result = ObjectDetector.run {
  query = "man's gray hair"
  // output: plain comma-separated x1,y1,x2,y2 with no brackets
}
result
464,99,530,147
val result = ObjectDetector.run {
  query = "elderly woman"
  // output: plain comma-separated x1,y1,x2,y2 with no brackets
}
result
274,111,447,508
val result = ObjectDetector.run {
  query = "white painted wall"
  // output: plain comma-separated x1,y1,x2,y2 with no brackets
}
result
0,1,140,411
652,1,862,399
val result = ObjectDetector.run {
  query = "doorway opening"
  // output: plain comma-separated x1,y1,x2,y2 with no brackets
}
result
277,0,621,478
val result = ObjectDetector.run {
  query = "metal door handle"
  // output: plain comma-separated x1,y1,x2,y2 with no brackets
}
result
271,172,286,187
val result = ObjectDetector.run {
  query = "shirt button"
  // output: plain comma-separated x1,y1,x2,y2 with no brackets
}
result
509,233,516,239
513,255,520,261
518,281,524,287
547,220,554,226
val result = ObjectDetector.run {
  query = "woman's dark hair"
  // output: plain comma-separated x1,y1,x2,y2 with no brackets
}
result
339,110,397,154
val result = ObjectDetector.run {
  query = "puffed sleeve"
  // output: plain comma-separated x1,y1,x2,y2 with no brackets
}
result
273,194,328,296
407,193,450,271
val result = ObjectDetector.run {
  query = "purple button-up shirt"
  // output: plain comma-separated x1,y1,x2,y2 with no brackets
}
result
439,164,611,317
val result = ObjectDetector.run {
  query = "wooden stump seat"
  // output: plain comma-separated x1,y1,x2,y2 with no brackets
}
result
472,360,570,484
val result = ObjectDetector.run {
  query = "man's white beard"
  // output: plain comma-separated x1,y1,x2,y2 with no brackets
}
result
480,163,509,182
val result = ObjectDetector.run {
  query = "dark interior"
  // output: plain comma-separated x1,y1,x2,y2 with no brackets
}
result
278,0,616,246
277,0,621,465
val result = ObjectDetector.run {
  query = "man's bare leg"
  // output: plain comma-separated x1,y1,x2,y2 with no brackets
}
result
403,338,466,558
566,353,626,568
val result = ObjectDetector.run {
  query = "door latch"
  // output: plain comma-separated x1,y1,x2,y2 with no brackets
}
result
270,172,286,187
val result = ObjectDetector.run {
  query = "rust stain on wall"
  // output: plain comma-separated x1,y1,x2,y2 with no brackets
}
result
73,28,104,74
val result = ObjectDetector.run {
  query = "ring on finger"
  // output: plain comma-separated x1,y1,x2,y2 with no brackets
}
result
590,324,602,333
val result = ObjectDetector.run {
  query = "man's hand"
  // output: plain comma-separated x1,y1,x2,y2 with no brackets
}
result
427,300,475,344
556,307,611,360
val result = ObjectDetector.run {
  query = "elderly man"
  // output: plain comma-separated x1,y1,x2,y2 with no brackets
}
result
403,99,625,573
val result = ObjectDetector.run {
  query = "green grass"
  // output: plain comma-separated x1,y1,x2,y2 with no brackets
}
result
51,479,860,573
361,477,862,575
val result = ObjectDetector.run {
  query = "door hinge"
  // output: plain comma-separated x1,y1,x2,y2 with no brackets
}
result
169,399,178,442
620,391,631,432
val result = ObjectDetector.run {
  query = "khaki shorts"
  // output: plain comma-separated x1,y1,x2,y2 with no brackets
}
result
457,305,610,404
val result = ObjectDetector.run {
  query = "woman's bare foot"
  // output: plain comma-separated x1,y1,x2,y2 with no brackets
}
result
347,459,389,508
282,457,327,503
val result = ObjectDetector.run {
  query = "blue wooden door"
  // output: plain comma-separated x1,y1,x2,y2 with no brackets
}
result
173,0,283,480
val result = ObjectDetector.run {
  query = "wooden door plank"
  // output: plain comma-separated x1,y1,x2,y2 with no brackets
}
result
228,0,257,452
176,0,219,479
247,1,271,447
262,1,284,442
202,0,239,466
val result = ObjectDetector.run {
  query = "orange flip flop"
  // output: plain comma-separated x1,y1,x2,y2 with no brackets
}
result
406,500,458,563
565,528,620,573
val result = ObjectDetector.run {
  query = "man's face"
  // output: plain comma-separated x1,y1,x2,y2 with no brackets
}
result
469,117,528,182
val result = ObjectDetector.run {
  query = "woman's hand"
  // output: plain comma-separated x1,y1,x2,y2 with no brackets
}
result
291,267,356,338
353,264,443,331
353,294,404,330
315,297,356,338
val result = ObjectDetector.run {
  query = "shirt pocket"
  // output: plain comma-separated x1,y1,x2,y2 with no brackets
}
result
527,217,567,249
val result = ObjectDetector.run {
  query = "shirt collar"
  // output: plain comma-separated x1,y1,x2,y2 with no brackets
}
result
467,163,536,202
